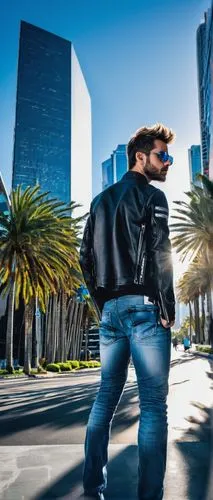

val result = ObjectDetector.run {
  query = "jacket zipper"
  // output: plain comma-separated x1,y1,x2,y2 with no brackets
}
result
159,291,170,323
134,224,146,284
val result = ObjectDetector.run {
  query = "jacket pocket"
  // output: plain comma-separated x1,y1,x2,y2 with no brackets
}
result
134,224,147,285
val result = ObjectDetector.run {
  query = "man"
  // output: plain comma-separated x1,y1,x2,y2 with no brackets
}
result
172,336,178,351
183,335,191,352
80,123,175,500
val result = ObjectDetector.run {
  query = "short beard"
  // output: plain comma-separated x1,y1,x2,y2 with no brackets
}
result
144,163,168,182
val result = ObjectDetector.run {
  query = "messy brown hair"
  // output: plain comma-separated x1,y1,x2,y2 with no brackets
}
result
127,123,175,169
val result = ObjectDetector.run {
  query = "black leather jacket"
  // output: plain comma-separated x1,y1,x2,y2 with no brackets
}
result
80,171,175,323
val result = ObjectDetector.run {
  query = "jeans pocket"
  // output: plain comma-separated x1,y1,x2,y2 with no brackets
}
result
99,330,117,346
133,322,157,341
129,308,157,340
99,311,117,345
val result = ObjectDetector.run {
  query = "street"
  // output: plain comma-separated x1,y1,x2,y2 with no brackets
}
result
0,347,212,499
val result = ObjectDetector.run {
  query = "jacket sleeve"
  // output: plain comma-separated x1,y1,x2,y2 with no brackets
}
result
79,212,101,320
150,190,175,323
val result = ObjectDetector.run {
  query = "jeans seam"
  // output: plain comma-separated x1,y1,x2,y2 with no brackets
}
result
115,299,125,329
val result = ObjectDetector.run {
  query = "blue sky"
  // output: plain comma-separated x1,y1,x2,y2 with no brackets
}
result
0,0,210,211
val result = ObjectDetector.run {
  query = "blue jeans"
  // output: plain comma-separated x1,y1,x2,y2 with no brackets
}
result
83,295,171,499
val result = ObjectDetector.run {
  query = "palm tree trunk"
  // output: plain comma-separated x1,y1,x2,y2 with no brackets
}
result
189,301,193,344
194,296,201,343
60,290,67,362
66,298,75,358
76,302,85,360
81,303,89,360
206,287,213,317
52,294,58,363
55,293,61,363
6,284,15,373
201,293,206,344
24,301,34,374
34,296,41,368
72,301,80,359
46,294,54,364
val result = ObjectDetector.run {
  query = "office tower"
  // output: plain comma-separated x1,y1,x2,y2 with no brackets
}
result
188,145,202,187
0,173,10,321
197,3,213,179
0,173,10,216
174,301,180,330
102,158,114,191
102,144,127,190
12,21,92,215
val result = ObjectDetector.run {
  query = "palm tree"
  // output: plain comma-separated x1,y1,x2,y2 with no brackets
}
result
171,187,213,264
0,185,85,374
171,182,213,342
197,174,213,197
177,255,212,342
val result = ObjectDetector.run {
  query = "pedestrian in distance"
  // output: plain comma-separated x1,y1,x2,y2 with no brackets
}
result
172,336,178,351
183,335,191,353
80,123,176,500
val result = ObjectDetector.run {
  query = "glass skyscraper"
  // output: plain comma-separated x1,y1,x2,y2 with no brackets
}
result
12,21,92,214
188,145,202,187
102,158,114,191
0,173,10,216
102,144,127,190
0,173,10,321
197,3,213,179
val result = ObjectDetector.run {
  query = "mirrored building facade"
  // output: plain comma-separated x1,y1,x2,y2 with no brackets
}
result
188,145,202,187
197,3,213,179
0,173,10,216
102,144,127,190
12,21,92,214
0,173,10,323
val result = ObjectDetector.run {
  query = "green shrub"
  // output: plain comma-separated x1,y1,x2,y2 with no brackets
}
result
58,362,71,371
0,368,25,376
0,369,8,375
39,357,47,368
87,361,100,368
30,369,38,375
46,363,60,372
79,361,90,368
92,361,101,367
14,369,24,375
68,360,80,369
29,368,46,375
87,361,95,368
196,345,213,354
37,366,47,374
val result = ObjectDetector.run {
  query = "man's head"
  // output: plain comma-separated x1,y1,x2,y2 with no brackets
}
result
127,123,175,182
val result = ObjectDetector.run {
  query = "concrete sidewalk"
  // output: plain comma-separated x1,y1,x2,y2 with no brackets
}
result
0,352,212,499
0,440,211,500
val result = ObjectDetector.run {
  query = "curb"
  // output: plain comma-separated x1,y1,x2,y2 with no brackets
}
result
33,368,101,379
0,367,101,381
191,350,213,360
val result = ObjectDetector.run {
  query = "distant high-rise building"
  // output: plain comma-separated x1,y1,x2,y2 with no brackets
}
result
0,173,10,320
0,173,10,216
197,3,213,179
12,21,92,215
102,144,127,190
188,145,202,187
102,158,114,191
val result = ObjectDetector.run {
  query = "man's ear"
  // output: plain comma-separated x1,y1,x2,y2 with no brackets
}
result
135,151,145,163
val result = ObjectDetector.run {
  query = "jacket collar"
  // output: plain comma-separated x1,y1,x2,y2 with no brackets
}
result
122,171,148,184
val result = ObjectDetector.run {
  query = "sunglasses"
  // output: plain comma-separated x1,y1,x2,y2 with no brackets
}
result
154,151,173,165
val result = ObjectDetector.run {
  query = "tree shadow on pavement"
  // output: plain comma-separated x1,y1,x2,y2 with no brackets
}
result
176,401,212,499
0,380,139,444
32,458,84,499
32,445,138,500
170,354,200,368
